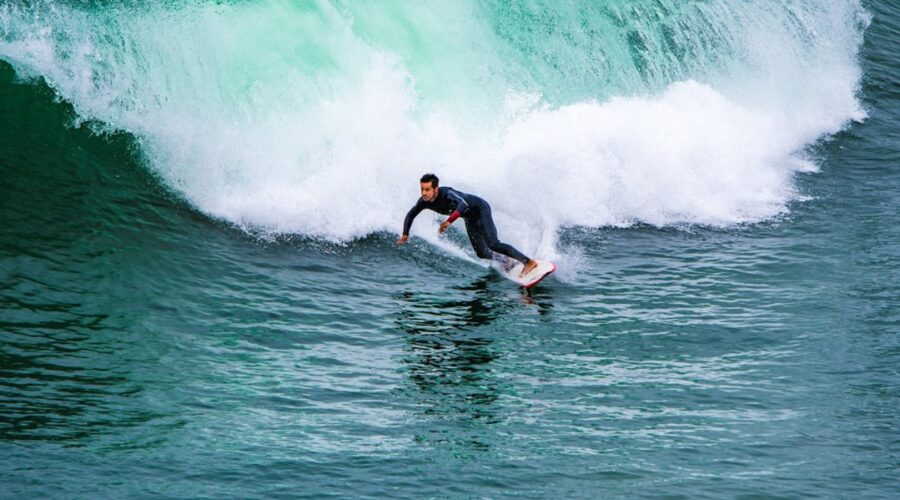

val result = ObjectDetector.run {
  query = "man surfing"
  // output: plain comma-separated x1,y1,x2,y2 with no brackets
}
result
397,173,539,277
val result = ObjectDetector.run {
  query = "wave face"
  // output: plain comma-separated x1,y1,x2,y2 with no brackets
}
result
0,0,869,250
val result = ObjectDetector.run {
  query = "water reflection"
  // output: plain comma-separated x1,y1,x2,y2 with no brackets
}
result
393,275,516,454
522,286,556,317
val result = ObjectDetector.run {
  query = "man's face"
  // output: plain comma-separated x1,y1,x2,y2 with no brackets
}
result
420,182,438,202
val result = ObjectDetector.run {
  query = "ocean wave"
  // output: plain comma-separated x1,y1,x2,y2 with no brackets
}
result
0,0,868,258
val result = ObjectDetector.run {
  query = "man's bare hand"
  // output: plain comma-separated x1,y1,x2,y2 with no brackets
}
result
438,220,452,234
396,235,409,245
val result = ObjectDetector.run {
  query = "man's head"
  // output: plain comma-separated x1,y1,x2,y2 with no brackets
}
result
420,173,439,202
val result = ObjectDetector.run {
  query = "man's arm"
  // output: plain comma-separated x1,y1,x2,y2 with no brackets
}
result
442,189,469,227
398,200,425,243
445,189,469,219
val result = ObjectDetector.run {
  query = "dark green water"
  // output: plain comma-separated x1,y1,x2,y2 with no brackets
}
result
2,1,898,498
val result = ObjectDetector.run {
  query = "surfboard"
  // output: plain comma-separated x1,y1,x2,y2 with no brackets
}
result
492,259,556,288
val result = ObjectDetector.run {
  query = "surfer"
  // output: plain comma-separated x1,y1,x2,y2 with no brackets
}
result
397,173,538,276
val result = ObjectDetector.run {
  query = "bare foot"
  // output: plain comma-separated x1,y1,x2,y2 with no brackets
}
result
519,259,538,277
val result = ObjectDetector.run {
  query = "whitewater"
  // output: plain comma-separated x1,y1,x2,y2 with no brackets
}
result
0,0,868,250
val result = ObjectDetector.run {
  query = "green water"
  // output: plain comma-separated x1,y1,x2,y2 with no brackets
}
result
1,0,898,497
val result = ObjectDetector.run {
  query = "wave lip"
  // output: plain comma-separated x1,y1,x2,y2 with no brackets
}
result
0,0,869,252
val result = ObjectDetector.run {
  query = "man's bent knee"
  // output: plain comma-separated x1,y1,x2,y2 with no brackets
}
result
474,248,493,259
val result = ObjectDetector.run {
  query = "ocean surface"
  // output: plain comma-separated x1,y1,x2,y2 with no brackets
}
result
1,0,898,497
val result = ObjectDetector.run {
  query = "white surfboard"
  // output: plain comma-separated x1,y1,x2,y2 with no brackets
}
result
492,259,556,288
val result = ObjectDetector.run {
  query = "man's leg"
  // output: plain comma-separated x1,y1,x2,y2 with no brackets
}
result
475,203,532,268
464,216,494,260
464,217,518,272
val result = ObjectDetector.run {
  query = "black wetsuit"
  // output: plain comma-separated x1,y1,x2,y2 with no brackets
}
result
403,187,531,265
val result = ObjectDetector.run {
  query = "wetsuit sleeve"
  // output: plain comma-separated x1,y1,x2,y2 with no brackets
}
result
402,200,425,235
445,189,469,222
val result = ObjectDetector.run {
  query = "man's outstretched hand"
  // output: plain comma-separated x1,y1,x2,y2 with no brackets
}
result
438,220,452,234
396,235,409,245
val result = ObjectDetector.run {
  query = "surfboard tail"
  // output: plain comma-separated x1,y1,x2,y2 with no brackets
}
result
523,262,556,288
494,259,556,288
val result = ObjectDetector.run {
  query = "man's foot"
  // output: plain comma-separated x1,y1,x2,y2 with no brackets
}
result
519,259,538,277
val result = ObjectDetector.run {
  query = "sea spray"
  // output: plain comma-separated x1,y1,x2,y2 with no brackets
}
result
0,0,868,259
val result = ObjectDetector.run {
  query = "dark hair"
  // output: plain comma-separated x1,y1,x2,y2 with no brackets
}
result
420,173,439,188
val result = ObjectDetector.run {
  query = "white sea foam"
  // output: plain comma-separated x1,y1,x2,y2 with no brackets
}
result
0,0,868,263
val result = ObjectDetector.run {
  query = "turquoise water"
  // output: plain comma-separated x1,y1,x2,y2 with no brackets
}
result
1,0,898,497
